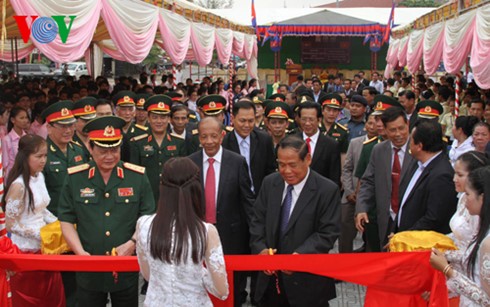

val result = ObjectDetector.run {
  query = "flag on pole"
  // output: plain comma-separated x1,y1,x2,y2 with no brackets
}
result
383,1,395,43
251,0,260,42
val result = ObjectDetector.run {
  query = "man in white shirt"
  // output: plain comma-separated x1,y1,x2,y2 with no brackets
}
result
369,72,384,94
188,117,255,307
250,136,340,307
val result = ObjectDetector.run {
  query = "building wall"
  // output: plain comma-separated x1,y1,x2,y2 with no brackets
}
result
257,36,388,85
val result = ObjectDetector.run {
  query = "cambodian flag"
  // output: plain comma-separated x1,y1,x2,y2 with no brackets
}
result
383,1,395,43
251,0,260,41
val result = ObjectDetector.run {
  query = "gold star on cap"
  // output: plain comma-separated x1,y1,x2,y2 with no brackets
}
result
103,126,115,137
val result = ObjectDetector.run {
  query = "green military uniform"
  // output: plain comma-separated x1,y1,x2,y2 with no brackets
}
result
41,101,88,216
41,100,87,307
58,116,155,305
72,133,91,161
318,93,350,153
130,131,186,203
44,139,86,216
58,160,155,293
320,122,349,153
129,95,186,203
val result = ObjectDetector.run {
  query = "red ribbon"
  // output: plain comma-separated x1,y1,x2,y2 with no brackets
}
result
0,252,449,307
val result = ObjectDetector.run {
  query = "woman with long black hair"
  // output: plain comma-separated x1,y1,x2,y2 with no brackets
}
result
431,166,490,306
136,157,228,306
5,134,64,306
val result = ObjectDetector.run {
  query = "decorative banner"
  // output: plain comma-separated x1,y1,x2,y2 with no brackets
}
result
0,252,449,307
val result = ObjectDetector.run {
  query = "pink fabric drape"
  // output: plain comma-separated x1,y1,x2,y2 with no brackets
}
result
386,40,400,67
470,6,490,89
423,25,445,75
190,23,215,66
215,29,233,65
157,10,191,65
443,18,475,74
0,44,35,61
407,30,424,74
9,0,101,63
398,38,409,68
232,32,245,58
100,0,158,64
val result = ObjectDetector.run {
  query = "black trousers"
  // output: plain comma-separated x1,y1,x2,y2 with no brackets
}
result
77,282,138,307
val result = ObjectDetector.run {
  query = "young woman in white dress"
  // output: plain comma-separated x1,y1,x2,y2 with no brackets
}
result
4,134,64,307
449,151,489,250
431,166,490,306
136,157,228,307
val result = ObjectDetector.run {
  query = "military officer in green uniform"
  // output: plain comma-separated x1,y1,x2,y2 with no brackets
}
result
129,95,186,203
42,100,87,216
113,90,148,161
72,96,97,161
135,93,150,127
318,93,349,155
188,95,234,153
41,100,87,307
354,95,403,252
268,93,297,131
252,96,267,131
264,100,291,159
59,116,155,307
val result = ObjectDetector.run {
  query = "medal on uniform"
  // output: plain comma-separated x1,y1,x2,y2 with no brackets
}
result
118,188,134,197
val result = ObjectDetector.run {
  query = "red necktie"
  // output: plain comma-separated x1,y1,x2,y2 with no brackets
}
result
306,137,312,154
205,158,216,224
391,148,401,214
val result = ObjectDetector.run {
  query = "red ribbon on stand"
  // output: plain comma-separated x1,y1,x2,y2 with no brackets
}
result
0,252,449,307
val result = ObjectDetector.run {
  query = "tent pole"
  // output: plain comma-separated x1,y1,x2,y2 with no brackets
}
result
189,60,192,79
90,43,95,78
10,38,13,73
14,36,18,80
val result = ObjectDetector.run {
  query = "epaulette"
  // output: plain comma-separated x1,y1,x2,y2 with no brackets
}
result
288,119,294,123
442,136,448,143
225,126,234,132
336,123,348,131
192,129,199,135
130,133,148,142
123,162,146,174
363,136,378,145
189,114,197,119
67,163,90,175
135,124,149,131
70,140,82,147
170,132,184,140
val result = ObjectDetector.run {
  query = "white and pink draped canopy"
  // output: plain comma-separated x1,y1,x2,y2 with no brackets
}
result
384,4,490,89
3,0,258,78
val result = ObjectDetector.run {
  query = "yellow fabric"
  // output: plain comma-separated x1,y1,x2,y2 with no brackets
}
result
389,230,458,252
40,221,72,255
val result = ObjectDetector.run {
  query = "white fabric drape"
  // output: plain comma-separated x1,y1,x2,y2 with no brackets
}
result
215,28,233,65
157,9,191,65
443,9,476,74
407,29,424,73
84,43,103,78
190,22,215,66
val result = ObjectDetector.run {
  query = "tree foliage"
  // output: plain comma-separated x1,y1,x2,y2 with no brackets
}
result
142,45,163,68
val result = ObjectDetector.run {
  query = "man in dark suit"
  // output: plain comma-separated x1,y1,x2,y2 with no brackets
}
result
294,101,341,186
250,136,340,307
188,117,255,307
396,120,457,233
222,100,276,193
356,105,414,251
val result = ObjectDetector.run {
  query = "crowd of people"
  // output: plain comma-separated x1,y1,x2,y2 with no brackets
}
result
0,68,489,307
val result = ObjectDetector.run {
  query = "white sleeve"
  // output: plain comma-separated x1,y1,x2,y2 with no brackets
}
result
5,182,40,240
202,224,229,300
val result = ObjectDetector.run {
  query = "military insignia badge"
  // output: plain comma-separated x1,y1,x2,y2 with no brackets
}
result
103,126,116,137
61,108,69,117
80,187,95,198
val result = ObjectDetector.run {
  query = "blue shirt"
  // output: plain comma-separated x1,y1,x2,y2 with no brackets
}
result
338,117,366,141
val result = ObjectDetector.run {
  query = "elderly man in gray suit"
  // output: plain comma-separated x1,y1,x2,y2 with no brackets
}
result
339,114,378,252
355,106,414,251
